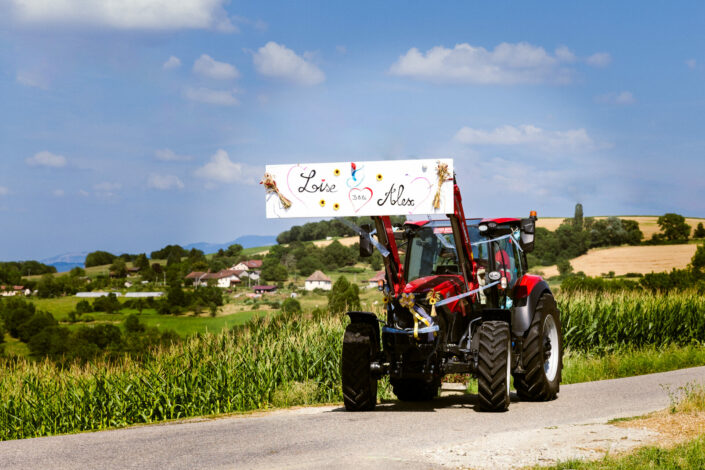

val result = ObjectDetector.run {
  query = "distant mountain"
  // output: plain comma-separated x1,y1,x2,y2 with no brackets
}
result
41,252,88,272
184,235,277,254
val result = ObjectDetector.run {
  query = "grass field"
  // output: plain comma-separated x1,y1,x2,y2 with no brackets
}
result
534,243,698,278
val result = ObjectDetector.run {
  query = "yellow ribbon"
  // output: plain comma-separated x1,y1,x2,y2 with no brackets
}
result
432,161,450,210
260,172,292,209
426,290,442,317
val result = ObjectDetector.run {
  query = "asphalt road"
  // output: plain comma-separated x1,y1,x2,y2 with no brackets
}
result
2,366,705,470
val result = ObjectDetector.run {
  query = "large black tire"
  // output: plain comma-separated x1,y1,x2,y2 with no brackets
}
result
390,377,439,401
342,323,378,411
513,293,563,401
476,321,511,412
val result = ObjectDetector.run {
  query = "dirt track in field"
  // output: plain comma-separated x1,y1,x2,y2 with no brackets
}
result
533,244,698,278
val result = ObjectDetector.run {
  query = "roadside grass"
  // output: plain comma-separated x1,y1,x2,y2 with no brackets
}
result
534,384,705,470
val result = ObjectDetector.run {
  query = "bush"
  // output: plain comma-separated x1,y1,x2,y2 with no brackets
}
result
124,314,145,333
76,300,92,315
93,294,121,314
327,276,360,314
281,298,302,315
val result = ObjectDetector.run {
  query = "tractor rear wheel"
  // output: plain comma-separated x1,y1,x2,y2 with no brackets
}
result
391,378,440,401
342,323,378,411
513,293,563,401
476,321,511,412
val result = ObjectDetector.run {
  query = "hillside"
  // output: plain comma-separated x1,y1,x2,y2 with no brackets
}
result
537,216,705,240
533,244,698,278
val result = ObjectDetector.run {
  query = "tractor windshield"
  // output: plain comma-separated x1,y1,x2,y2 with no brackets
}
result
405,226,460,282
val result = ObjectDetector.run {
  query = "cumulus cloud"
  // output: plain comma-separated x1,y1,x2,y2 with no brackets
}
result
183,87,239,106
686,59,697,70
163,56,181,70
193,54,240,80
554,46,576,63
155,148,192,161
16,70,49,89
596,91,636,105
454,124,598,152
586,52,612,67
93,181,121,197
253,42,325,85
7,0,237,31
26,150,67,167
0,186,9,196
148,174,184,190
194,149,259,184
389,42,578,84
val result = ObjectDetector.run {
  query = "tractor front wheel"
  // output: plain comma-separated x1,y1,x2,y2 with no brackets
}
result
476,321,511,412
342,323,378,411
513,293,563,401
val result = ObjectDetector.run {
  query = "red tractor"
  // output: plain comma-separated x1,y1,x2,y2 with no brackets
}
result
342,177,563,411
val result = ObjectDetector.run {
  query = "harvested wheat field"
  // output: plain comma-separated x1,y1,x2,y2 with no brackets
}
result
312,236,358,248
537,216,705,240
534,244,698,278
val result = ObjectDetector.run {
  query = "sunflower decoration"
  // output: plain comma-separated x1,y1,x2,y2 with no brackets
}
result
376,173,383,181
333,168,341,176
319,199,326,207
333,202,340,211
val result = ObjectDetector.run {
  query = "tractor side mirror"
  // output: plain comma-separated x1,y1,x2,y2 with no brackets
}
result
519,218,535,253
359,224,374,257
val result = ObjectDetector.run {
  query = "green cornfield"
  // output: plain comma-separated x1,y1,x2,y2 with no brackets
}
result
1,290,705,441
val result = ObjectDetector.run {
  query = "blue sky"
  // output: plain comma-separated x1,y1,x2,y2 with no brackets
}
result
1,1,704,260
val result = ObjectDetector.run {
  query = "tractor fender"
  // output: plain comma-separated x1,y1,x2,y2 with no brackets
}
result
511,275,551,337
346,311,380,344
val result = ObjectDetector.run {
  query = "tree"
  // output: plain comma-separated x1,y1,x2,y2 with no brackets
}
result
261,257,288,282
69,266,86,277
110,258,127,278
557,258,573,277
281,298,302,315
694,223,705,239
327,276,361,314
657,213,691,241
226,244,243,258
85,251,117,267
297,256,324,277
691,243,705,274
573,203,584,231
134,253,150,271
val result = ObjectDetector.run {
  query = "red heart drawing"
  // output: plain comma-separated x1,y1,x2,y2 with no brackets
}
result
408,176,433,214
349,187,373,213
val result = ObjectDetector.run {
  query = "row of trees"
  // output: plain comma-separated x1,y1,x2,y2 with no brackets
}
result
276,216,405,244
0,261,55,285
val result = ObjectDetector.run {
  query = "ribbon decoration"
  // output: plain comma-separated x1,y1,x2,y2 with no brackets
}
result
337,218,390,258
260,172,292,209
432,161,450,209
426,290,442,317
434,280,501,308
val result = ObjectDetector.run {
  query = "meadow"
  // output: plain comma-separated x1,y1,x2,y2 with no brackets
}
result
1,290,705,441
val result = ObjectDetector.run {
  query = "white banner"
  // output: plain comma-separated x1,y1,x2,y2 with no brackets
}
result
263,159,454,218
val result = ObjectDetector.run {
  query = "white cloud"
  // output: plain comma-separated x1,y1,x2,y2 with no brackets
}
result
52,189,65,197
93,181,121,197
586,52,612,67
454,124,597,152
554,46,576,63
686,59,697,70
7,0,237,32
183,87,239,106
16,70,49,89
163,56,181,70
26,150,67,167
0,186,9,196
596,91,636,105
253,42,325,85
193,54,240,80
194,149,259,184
155,148,192,161
389,42,579,85
148,174,184,190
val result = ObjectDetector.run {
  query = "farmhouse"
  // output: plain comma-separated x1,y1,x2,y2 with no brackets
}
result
305,270,332,291
0,285,29,297
367,270,385,289
232,260,264,271
185,270,243,288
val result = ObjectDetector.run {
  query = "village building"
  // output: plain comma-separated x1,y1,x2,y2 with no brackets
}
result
367,270,386,289
0,285,29,297
185,270,242,288
253,285,277,294
305,270,332,291
232,260,264,271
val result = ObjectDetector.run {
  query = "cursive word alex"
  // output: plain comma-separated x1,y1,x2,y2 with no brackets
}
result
297,170,337,193
376,184,415,207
